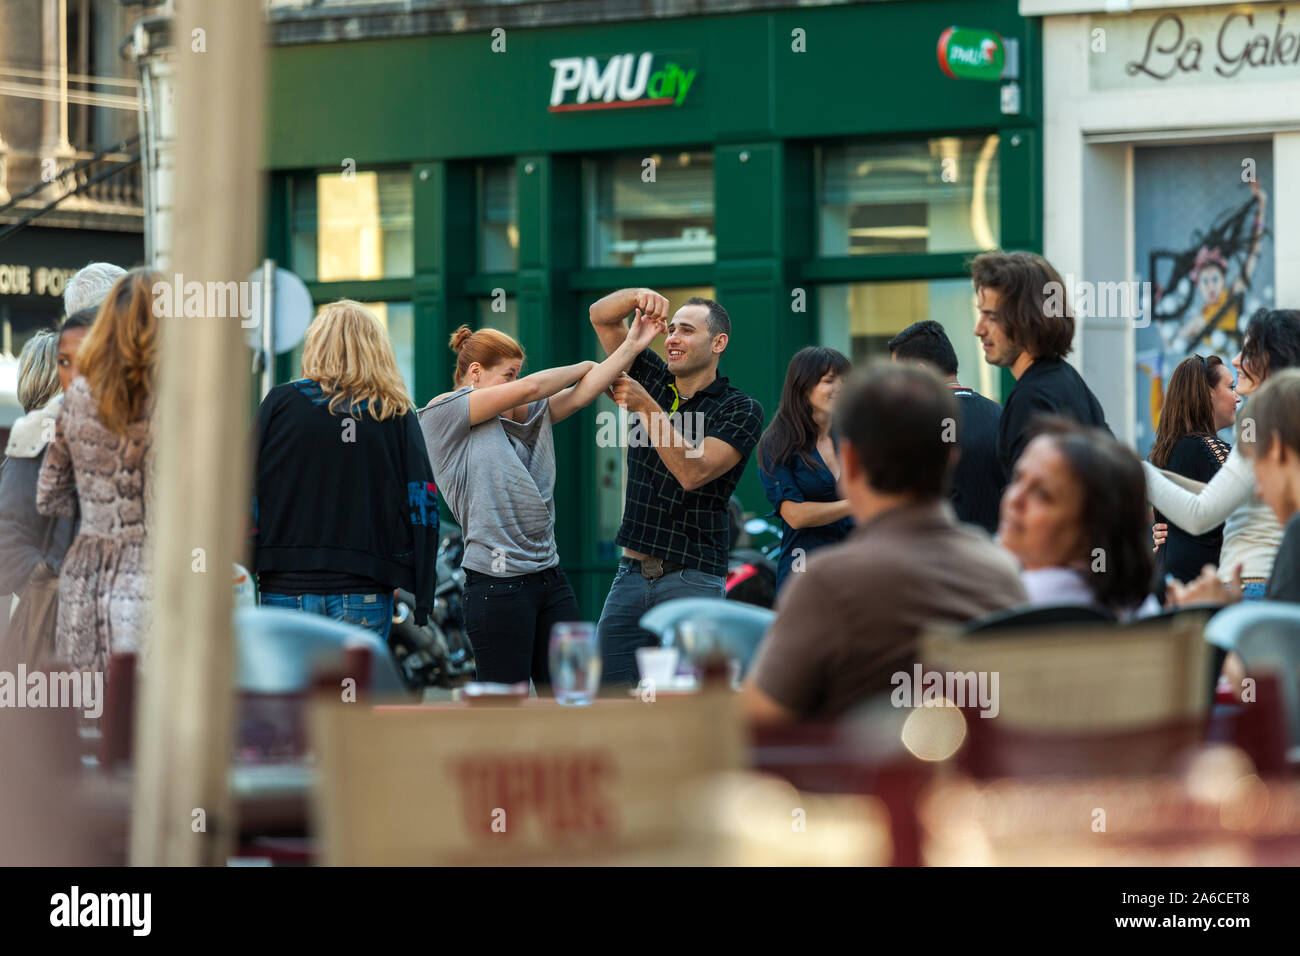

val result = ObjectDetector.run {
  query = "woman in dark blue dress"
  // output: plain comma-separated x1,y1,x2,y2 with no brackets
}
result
757,347,853,594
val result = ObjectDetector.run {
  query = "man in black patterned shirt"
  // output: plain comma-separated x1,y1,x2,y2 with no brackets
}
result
590,288,764,685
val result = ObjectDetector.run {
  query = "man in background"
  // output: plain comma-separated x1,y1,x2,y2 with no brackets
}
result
889,319,1003,534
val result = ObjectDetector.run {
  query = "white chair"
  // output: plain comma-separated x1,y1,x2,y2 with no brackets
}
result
1204,601,1300,754
639,597,774,677
235,606,405,695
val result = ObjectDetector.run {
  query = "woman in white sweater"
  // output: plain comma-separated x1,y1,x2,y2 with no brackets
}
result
1147,308,1300,601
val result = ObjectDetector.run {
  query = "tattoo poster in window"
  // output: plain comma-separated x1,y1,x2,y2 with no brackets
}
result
1133,142,1272,456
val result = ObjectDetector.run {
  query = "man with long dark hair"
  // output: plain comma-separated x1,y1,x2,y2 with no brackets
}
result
889,320,1003,534
971,251,1110,474
590,289,764,685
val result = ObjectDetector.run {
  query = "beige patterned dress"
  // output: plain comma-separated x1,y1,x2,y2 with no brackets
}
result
35,377,153,674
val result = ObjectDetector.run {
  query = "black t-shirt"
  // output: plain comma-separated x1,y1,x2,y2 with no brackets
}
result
950,385,1004,535
999,357,1111,474
1266,512,1300,602
1154,434,1230,584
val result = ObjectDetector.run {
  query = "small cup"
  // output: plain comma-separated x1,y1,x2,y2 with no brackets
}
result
637,646,680,690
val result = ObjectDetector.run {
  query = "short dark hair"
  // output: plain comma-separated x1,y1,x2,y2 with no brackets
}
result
60,307,97,333
834,361,957,499
682,296,729,338
887,320,959,376
970,250,1074,360
1022,416,1154,614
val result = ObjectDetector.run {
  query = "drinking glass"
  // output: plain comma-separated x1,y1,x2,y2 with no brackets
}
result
550,622,601,705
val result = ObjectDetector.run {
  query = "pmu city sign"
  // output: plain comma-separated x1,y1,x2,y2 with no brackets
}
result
937,26,1005,81
549,52,696,112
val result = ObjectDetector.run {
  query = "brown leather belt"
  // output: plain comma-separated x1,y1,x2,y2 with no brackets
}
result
622,556,686,580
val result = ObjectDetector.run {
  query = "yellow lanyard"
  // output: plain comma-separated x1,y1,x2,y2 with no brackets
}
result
668,384,681,414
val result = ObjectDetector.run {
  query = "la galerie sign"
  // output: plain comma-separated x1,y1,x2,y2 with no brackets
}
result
548,52,696,112
1127,7,1300,80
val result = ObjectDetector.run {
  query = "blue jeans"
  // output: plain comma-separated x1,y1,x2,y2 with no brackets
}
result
1242,579,1268,601
259,591,394,642
595,560,725,686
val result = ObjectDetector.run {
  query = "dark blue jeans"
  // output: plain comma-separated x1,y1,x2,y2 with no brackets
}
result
259,591,394,642
595,560,725,686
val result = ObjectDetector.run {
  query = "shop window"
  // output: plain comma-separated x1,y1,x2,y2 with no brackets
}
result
479,162,519,272
818,279,998,401
585,151,715,267
291,169,413,282
288,300,416,399
476,296,520,342
818,136,1000,256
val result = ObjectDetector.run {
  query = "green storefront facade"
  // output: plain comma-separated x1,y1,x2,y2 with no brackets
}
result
263,0,1042,616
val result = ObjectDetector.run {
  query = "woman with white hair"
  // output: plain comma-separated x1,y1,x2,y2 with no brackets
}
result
63,261,126,316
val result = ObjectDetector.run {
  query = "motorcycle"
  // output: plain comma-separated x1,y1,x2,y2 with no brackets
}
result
388,521,476,690
725,496,780,609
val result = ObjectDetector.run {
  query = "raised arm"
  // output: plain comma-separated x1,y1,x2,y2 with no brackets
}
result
549,310,663,423
611,375,761,491
1141,445,1254,536
589,288,669,357
466,362,595,427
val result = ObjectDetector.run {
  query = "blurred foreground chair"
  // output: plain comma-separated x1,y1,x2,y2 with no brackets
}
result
962,602,1114,634
309,691,746,864
95,607,406,864
749,702,933,866
640,597,773,677
233,606,406,763
921,615,1214,777
1205,600,1300,765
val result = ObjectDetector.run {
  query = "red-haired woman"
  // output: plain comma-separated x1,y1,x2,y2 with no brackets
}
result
37,270,158,673
420,317,659,687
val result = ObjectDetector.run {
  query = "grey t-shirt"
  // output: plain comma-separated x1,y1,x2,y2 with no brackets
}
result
419,385,558,576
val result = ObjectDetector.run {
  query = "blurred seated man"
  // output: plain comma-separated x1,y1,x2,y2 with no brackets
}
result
743,363,1028,724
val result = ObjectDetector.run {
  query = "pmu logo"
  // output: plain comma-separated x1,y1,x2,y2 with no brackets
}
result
548,53,696,112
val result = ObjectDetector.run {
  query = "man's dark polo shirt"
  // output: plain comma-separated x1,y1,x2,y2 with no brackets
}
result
617,350,764,578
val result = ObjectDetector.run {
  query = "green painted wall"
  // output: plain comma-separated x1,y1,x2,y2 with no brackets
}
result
263,0,1042,617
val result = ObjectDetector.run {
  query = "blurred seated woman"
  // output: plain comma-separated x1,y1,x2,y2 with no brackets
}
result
997,417,1157,620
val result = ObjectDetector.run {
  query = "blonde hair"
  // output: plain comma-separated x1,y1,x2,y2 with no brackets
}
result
449,324,524,385
300,300,414,420
17,330,60,412
78,268,160,435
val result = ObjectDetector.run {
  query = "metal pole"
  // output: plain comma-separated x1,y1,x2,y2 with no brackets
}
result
261,258,274,398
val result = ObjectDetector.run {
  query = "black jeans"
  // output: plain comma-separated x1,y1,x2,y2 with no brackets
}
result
463,566,581,687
